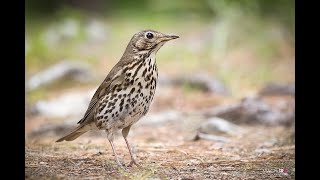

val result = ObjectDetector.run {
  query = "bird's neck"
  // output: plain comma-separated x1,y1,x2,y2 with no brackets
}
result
121,42,164,67
135,42,165,65
138,50,158,67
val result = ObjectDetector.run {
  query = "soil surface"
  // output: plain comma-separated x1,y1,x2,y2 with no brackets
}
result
25,88,295,180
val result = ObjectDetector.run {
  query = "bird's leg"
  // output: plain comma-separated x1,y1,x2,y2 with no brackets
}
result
122,126,141,168
124,137,141,168
108,138,123,168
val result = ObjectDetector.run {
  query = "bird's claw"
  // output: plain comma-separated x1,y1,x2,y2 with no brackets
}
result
127,160,142,168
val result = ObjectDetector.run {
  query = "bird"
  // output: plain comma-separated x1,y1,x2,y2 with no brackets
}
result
56,30,179,168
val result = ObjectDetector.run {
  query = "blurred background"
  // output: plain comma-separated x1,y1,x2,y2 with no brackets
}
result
26,0,295,178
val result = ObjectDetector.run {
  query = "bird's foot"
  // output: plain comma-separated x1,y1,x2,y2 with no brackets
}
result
114,159,125,169
127,160,142,168
117,162,125,170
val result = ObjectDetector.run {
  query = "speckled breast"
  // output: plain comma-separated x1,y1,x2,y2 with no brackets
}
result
95,56,158,130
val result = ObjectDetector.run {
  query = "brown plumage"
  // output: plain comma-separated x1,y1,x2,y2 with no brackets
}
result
56,30,179,168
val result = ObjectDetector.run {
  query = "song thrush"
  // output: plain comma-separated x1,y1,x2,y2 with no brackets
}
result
56,30,179,168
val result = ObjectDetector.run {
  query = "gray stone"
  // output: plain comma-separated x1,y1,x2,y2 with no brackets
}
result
29,122,74,137
33,89,95,118
158,73,229,95
26,61,92,91
204,95,295,126
139,110,182,125
194,133,231,143
255,148,273,156
259,82,295,96
198,117,242,135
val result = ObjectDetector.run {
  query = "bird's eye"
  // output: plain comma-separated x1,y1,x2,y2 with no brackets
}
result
146,32,154,39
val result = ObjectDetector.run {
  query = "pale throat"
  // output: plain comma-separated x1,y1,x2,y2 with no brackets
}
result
148,51,157,65
135,42,165,66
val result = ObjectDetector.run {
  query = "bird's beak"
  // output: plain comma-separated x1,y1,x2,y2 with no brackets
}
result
160,34,180,41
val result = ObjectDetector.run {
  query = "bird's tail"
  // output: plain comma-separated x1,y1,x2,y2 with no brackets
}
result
56,125,88,142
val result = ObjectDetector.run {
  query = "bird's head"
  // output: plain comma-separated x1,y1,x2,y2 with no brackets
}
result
128,30,179,54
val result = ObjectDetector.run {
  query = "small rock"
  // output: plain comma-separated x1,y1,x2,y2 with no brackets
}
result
139,110,182,125
26,61,92,91
30,121,75,137
209,142,225,150
158,73,229,95
259,139,278,148
39,162,47,165
198,117,242,135
194,133,231,143
204,95,295,126
255,148,273,156
259,82,295,96
32,89,95,118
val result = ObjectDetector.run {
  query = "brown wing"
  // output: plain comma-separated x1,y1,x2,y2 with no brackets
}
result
77,71,125,125
77,52,136,125
77,80,110,124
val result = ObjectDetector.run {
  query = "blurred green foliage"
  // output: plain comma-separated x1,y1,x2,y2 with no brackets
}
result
26,0,294,30
26,0,294,98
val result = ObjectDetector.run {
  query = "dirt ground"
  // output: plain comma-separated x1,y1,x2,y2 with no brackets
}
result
25,125,294,179
25,88,295,179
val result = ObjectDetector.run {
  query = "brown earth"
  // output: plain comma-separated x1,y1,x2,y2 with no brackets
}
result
25,88,295,180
